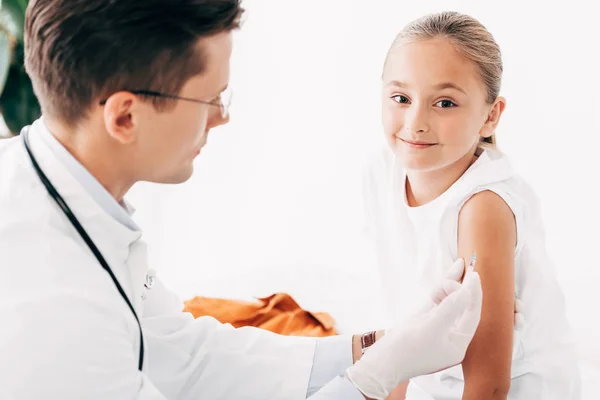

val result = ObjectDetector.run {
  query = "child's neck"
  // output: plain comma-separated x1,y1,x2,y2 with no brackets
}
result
405,150,478,207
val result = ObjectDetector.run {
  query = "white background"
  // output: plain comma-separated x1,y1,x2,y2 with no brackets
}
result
127,0,600,397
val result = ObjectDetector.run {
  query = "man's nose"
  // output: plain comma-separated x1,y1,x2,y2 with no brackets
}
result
207,113,230,131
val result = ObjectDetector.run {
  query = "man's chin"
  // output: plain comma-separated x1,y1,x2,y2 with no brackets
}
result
151,165,195,185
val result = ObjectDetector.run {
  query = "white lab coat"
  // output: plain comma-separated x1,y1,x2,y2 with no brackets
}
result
0,127,318,399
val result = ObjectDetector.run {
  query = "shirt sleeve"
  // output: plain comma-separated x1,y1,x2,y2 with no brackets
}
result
142,277,318,399
308,376,366,400
306,335,356,397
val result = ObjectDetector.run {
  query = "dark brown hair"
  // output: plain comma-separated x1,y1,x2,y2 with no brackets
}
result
24,0,244,126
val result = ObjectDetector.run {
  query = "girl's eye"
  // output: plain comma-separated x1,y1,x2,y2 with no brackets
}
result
435,99,457,108
391,95,410,104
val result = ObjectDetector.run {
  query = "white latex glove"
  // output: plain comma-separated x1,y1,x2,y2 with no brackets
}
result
423,258,469,310
431,258,525,330
413,257,524,330
344,259,483,400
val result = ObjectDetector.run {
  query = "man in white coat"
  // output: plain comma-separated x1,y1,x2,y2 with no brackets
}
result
0,1,484,399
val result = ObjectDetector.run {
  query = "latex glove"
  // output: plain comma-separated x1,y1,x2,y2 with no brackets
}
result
424,258,469,310
344,260,483,400
429,259,525,361
429,259,524,330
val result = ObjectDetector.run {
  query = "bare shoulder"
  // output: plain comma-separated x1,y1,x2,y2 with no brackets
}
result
458,190,516,247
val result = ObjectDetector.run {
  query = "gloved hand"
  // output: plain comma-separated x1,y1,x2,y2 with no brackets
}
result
344,259,483,400
427,258,524,330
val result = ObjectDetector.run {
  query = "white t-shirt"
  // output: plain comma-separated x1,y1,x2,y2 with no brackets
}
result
362,147,581,399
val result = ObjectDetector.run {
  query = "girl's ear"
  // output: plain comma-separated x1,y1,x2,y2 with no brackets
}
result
480,96,506,140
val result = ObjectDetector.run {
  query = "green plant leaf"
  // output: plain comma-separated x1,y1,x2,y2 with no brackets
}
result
17,0,28,12
0,40,40,134
1,0,25,40
0,31,10,94
0,0,38,135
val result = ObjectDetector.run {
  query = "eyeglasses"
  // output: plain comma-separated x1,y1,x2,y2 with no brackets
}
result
99,87,232,119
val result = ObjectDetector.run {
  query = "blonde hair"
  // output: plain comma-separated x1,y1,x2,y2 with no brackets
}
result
385,11,502,147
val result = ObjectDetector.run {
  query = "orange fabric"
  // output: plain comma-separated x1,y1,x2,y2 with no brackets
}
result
183,293,337,337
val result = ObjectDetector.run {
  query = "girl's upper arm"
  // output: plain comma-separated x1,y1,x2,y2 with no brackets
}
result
457,190,516,399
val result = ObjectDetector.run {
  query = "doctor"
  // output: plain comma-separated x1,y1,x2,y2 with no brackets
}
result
0,1,483,399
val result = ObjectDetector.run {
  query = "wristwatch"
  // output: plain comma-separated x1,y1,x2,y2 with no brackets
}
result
360,331,377,354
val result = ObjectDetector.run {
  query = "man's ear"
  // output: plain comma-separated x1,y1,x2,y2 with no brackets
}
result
480,96,506,140
102,92,140,145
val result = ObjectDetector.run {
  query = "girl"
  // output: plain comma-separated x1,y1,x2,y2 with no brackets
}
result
363,11,581,399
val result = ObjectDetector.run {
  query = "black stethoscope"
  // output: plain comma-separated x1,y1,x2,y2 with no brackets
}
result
21,127,145,371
